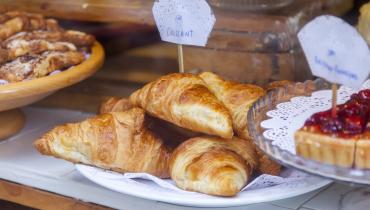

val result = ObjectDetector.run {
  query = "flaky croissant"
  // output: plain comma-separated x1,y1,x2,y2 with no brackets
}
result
34,108,171,178
199,72,265,139
100,96,198,148
199,72,281,175
169,136,257,196
99,97,133,114
0,39,77,64
129,73,234,139
0,51,85,82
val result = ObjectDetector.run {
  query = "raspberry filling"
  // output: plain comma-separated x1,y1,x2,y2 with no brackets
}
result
303,89,370,138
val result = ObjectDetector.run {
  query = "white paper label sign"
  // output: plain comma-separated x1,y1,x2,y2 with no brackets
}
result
298,15,370,89
152,0,216,47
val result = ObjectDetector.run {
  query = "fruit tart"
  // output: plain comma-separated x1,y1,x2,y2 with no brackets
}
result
295,89,370,169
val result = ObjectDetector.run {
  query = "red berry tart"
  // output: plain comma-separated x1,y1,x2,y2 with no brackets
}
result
294,89,370,168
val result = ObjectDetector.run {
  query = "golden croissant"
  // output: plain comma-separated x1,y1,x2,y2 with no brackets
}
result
99,97,133,114
169,136,258,196
34,108,171,178
129,73,234,139
100,96,197,148
199,72,281,175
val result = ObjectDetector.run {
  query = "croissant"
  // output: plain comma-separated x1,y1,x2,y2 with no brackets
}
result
169,136,258,196
199,72,281,175
99,97,133,114
34,108,171,178
129,73,234,139
100,96,196,148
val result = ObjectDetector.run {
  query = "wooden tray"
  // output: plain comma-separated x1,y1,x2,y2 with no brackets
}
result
0,41,105,139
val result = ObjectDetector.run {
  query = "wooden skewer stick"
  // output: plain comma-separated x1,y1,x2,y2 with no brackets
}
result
331,83,338,118
178,44,184,73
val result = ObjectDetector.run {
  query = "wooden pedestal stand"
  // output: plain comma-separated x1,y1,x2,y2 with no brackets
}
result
0,109,25,140
0,42,104,142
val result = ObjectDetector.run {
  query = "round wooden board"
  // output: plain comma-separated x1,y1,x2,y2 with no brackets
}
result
0,109,25,140
0,41,105,112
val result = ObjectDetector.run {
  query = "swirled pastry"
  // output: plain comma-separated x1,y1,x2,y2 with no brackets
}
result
0,39,77,64
0,51,84,82
99,97,133,114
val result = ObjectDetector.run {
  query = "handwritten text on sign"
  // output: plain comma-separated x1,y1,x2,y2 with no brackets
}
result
298,15,370,89
152,0,216,47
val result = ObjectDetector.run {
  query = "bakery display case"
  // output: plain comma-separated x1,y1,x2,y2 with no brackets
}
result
0,0,356,86
0,1,369,210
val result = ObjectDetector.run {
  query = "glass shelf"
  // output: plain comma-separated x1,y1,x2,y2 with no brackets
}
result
248,79,370,186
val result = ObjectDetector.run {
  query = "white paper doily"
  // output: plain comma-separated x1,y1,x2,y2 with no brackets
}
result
261,80,370,154
76,164,330,207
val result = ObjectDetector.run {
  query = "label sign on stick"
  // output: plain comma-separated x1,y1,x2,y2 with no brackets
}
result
298,15,370,89
152,0,216,47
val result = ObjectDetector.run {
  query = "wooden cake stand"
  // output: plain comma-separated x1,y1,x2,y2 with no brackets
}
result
0,110,25,140
0,42,105,141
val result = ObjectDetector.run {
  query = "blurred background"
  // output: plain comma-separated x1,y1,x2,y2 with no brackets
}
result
0,0,367,112
0,0,369,209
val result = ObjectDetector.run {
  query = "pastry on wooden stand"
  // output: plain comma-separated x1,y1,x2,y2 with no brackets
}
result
0,109,24,139
0,10,104,140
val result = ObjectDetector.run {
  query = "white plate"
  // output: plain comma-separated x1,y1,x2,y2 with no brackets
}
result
76,164,331,207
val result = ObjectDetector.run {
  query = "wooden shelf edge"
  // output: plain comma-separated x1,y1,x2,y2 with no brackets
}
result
0,179,111,210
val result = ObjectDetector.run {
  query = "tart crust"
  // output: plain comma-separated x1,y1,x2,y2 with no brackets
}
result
355,140,370,169
295,130,355,168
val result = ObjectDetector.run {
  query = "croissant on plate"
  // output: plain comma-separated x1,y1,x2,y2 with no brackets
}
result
169,136,258,196
3,30,95,48
99,97,196,148
199,72,281,175
99,97,133,114
34,108,171,178
129,73,234,139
